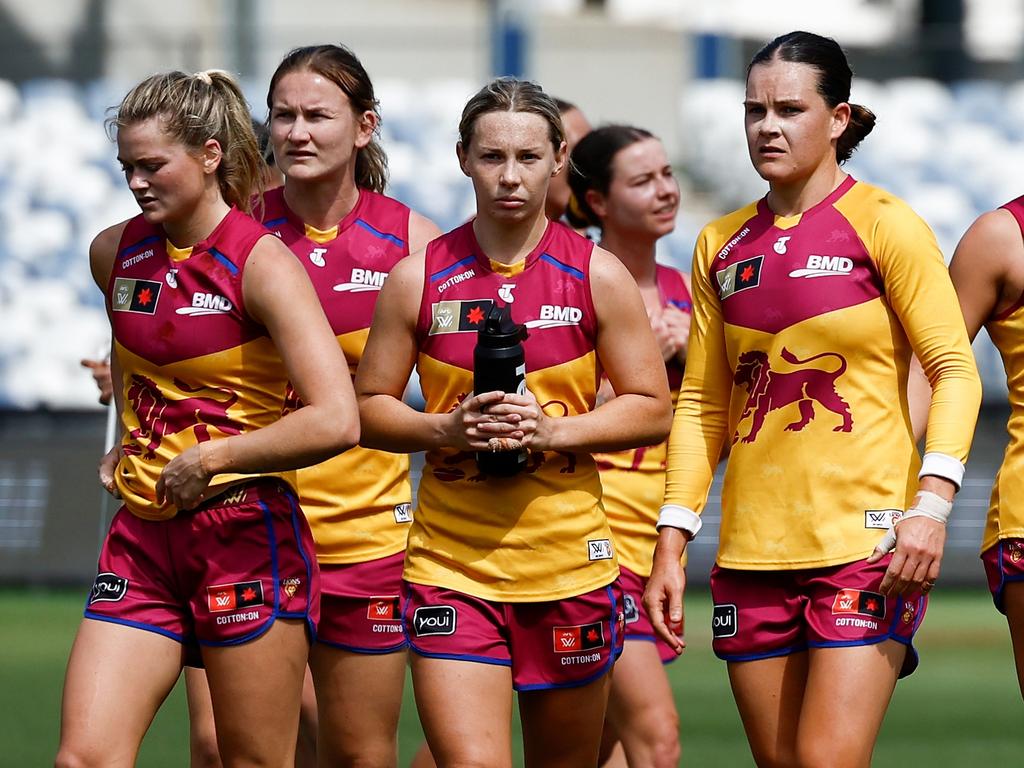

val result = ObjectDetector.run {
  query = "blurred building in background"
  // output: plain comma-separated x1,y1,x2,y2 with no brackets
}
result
0,0,1019,583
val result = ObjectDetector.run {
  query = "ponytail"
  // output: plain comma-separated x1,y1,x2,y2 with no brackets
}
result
838,103,875,164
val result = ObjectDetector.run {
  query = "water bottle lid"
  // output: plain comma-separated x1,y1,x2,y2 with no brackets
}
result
478,303,528,348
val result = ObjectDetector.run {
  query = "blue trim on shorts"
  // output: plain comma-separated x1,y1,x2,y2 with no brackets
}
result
408,648,513,667
315,637,409,654
261,499,282,613
198,613,277,647
514,583,622,692
623,634,679,666
83,611,186,643
285,492,318,641
988,540,1024,614
715,642,809,663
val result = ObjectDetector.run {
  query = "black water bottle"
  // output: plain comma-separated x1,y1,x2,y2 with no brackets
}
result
474,303,529,477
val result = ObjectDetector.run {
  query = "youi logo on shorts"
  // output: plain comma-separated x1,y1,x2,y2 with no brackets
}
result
176,292,233,316
89,572,129,604
788,254,854,279
712,604,738,638
525,304,583,329
334,268,388,293
413,605,456,637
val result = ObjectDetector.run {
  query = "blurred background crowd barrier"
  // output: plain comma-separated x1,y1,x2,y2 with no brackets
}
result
0,0,1019,583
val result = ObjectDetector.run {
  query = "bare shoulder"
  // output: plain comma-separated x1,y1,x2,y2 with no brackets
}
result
589,245,635,287
953,208,1023,276
89,219,130,289
408,211,443,253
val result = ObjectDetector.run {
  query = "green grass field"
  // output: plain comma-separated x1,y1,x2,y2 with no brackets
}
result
1,587,1020,766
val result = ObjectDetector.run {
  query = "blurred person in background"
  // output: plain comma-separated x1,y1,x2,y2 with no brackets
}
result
356,77,671,767
545,97,591,222
567,123,689,768
260,42,440,768
644,31,981,768
911,198,1024,700
56,69,358,767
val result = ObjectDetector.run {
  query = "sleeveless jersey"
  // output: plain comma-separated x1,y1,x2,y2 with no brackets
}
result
109,208,293,521
594,265,691,576
982,196,1024,551
663,177,980,569
407,219,618,601
262,187,413,564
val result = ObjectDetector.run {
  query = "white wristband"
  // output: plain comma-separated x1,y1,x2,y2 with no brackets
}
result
656,504,703,539
918,452,965,490
875,491,953,554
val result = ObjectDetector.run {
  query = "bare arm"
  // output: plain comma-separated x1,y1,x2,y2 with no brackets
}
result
157,236,359,508
407,211,442,254
485,247,672,454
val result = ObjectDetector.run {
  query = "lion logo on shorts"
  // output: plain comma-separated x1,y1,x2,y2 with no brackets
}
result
733,348,853,444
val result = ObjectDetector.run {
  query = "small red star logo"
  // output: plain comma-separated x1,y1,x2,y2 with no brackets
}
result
466,306,485,324
865,598,878,612
241,587,257,602
137,287,153,305
739,265,755,282
586,628,599,642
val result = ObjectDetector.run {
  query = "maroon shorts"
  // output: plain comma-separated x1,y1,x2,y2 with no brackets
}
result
316,551,407,653
85,479,319,662
402,580,624,691
619,565,678,664
710,556,927,678
982,538,1024,614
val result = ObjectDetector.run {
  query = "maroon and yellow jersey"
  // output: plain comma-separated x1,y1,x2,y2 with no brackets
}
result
982,196,1024,551
664,177,980,569
262,187,413,564
109,209,292,521
407,220,618,601
595,265,691,576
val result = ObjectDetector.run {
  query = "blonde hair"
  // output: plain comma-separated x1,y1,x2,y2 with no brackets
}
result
459,77,565,152
110,70,263,213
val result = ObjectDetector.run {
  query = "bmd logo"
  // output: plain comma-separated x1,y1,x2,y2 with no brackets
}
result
334,268,388,293
525,304,583,329
788,254,854,278
176,292,233,316
413,605,457,637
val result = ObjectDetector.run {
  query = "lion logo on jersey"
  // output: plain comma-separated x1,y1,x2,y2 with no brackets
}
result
733,348,852,444
123,374,241,458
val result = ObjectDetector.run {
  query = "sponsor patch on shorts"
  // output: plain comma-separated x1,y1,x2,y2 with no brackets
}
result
90,572,128,603
367,595,400,621
831,588,885,618
712,604,738,638
623,593,640,624
412,605,457,637
864,509,899,529
206,580,264,613
553,622,605,653
281,577,301,598
587,539,614,561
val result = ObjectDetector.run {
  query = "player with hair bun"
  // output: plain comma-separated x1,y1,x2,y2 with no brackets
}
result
568,123,689,768
645,31,981,767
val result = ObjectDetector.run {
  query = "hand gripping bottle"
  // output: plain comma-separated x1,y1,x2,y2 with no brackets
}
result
474,302,529,477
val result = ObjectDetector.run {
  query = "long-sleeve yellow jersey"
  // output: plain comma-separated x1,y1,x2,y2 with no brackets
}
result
664,177,981,570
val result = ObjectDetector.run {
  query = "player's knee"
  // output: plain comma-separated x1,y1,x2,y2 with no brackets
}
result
748,744,798,768
55,744,107,768
795,740,862,768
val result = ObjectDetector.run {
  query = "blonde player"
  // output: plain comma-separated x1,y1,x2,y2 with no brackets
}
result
356,78,671,767
56,70,357,767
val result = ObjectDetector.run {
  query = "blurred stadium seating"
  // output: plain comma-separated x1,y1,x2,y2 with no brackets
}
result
0,73,1019,407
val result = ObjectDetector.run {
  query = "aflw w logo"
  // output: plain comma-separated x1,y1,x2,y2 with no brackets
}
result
334,268,387,293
